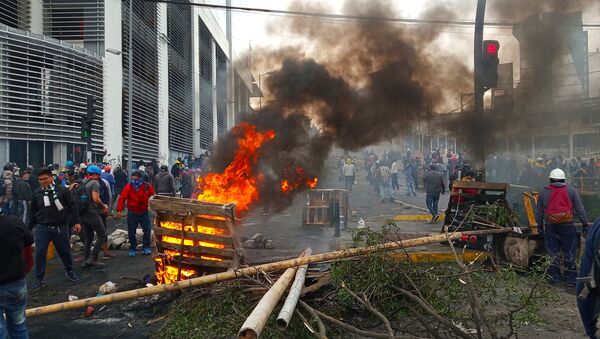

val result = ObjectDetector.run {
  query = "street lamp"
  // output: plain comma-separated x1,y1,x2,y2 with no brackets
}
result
258,71,273,110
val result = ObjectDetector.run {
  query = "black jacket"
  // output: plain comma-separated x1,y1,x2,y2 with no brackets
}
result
0,215,34,285
114,169,128,190
28,185,80,229
15,180,32,201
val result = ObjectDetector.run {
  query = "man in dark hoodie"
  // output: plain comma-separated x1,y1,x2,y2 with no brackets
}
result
15,172,32,224
535,168,588,287
154,165,175,197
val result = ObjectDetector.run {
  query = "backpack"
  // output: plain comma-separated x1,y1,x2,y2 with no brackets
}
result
544,185,574,224
71,180,91,214
99,180,110,205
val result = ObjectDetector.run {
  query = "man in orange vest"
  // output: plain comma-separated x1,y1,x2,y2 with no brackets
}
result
535,168,588,287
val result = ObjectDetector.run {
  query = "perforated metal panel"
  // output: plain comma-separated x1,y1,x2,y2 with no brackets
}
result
0,0,30,30
216,46,227,137
122,0,159,162
167,1,193,154
43,0,104,42
198,19,213,150
0,24,103,150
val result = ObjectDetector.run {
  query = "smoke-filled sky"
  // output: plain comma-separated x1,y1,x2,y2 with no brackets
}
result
231,0,600,111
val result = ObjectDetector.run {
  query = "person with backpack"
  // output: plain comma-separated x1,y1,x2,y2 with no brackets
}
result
116,171,155,257
0,211,34,338
535,168,588,287
29,169,81,289
98,175,115,259
75,165,108,269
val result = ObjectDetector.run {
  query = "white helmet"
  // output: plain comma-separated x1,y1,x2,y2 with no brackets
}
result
549,168,566,180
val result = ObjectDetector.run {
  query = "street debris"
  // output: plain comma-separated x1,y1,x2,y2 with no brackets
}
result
98,281,117,295
243,233,275,249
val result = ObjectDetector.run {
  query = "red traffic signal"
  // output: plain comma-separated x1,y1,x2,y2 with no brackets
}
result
483,40,499,56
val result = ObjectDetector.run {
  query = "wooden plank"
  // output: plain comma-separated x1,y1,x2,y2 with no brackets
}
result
195,217,232,231
157,241,236,258
451,181,508,191
154,227,234,247
168,255,233,269
149,196,235,219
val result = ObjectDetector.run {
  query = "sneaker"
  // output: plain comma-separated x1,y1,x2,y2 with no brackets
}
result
65,271,79,282
82,258,106,268
143,247,152,255
128,249,137,257
33,280,46,290
102,253,116,260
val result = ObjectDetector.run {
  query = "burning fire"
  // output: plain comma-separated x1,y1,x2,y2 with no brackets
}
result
155,221,225,284
197,123,275,214
280,166,318,194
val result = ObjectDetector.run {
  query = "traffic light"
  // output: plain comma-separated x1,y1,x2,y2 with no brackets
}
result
481,40,500,90
81,95,95,140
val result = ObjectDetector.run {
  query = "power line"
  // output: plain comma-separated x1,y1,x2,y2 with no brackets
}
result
144,0,600,28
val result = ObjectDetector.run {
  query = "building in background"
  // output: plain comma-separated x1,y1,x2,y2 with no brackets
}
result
0,0,254,168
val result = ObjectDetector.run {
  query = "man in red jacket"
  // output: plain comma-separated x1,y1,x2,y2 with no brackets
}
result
116,171,155,257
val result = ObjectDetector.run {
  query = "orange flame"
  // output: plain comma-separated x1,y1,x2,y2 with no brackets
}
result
279,166,319,194
197,123,275,214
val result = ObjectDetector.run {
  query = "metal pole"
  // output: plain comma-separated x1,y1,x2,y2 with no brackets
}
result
474,0,486,163
127,0,134,172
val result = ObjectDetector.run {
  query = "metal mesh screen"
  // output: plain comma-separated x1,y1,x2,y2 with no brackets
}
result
0,0,30,30
0,24,103,149
167,1,193,154
198,19,213,150
122,0,159,162
43,0,104,42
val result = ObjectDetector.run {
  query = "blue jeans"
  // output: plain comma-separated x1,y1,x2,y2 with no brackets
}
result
34,224,74,281
426,193,440,218
378,182,393,200
544,224,578,284
344,176,354,192
406,176,416,195
0,279,28,339
127,211,151,249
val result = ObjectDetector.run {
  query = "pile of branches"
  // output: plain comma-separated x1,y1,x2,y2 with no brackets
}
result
447,202,523,233
156,223,556,339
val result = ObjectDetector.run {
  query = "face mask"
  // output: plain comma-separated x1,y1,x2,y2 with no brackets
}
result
132,178,142,185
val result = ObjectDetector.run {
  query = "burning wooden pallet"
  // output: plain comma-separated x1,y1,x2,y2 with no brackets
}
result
149,196,243,284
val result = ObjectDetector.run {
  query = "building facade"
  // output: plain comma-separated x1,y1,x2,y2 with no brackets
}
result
0,0,254,168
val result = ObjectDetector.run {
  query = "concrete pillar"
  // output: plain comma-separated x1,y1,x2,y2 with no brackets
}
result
53,143,67,165
29,0,43,34
0,140,9,164
211,39,218,142
192,13,201,155
157,2,170,163
103,0,124,165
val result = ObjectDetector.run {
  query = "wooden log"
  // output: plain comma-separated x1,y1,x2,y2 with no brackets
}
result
26,232,464,317
276,248,312,330
238,250,309,339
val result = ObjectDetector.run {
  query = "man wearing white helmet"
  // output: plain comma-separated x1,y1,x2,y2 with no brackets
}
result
535,168,588,288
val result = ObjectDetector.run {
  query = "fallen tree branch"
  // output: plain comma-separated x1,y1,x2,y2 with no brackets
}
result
341,285,394,337
390,285,474,339
299,300,423,339
298,301,327,339
444,231,498,339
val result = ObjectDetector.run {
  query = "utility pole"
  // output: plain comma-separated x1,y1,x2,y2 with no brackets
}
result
473,0,486,164
127,0,133,172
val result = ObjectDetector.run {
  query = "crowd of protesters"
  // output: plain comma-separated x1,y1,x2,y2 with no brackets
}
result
0,153,211,337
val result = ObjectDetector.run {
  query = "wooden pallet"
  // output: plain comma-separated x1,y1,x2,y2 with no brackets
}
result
302,189,349,226
149,196,243,283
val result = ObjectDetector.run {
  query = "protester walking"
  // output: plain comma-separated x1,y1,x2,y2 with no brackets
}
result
0,163,15,215
29,169,81,289
113,165,128,211
154,165,175,197
342,159,356,193
391,159,400,191
75,165,109,269
404,160,417,196
116,171,155,257
423,164,446,223
180,168,193,198
535,168,588,287
0,212,34,339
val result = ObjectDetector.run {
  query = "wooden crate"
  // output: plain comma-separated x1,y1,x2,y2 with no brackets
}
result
149,196,243,283
302,189,349,226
